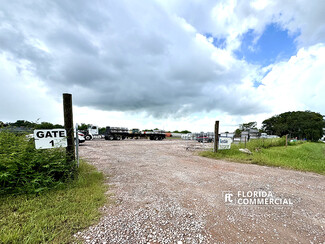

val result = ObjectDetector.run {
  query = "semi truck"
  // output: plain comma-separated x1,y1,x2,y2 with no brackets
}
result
80,125,103,140
104,126,166,140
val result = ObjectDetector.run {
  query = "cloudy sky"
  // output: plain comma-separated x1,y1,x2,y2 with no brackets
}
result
1,0,325,132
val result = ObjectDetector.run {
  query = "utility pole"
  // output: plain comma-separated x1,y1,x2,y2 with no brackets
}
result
214,121,219,153
63,93,75,162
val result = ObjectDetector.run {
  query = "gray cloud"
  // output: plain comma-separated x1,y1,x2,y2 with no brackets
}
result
0,0,274,118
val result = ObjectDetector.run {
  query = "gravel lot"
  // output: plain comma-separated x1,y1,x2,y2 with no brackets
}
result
75,139,325,243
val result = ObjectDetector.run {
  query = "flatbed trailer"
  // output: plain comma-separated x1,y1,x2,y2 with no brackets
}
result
104,126,166,140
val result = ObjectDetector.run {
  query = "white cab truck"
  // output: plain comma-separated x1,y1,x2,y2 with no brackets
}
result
81,125,102,140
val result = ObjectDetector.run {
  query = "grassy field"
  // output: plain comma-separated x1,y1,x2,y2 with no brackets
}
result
200,139,325,175
0,161,107,244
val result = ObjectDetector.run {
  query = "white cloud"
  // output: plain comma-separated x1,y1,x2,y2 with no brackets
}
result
158,0,325,49
0,54,62,123
0,0,324,132
259,43,325,115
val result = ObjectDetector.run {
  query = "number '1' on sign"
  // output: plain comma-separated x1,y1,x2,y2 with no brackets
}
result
34,129,68,149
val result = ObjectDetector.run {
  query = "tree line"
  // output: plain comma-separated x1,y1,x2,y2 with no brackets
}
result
0,120,192,135
2,110,324,141
236,111,324,142
262,111,324,141
0,120,64,130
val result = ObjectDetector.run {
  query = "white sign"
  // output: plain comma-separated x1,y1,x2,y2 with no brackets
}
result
218,137,232,150
34,129,67,149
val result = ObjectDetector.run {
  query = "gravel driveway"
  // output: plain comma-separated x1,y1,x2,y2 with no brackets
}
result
75,139,325,243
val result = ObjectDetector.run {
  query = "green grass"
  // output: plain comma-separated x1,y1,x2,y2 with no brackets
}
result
166,137,182,140
0,161,107,244
200,139,325,175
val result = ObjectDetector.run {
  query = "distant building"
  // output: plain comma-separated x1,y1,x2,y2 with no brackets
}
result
241,128,259,140
171,133,183,138
220,132,234,138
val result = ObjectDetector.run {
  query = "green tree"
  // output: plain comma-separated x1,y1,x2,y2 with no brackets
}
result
262,111,325,141
78,123,90,130
234,121,257,137
98,127,106,135
8,120,63,129
239,122,257,131
53,124,64,129
234,128,241,137
34,122,64,129
10,120,36,128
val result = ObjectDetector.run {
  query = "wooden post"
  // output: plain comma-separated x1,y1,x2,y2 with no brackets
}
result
245,136,247,148
63,93,75,162
286,134,288,148
75,123,79,167
214,121,219,153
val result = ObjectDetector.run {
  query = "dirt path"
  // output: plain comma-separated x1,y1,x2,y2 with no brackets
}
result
75,140,325,243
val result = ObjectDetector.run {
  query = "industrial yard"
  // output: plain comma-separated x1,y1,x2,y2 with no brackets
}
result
75,139,325,243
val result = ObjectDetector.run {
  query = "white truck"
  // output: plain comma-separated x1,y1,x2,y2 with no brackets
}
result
81,125,102,140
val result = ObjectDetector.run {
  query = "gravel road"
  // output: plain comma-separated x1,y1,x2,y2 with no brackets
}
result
75,139,325,243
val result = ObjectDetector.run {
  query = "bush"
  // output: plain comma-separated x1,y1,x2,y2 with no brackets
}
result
240,137,286,150
0,132,75,194
233,137,304,151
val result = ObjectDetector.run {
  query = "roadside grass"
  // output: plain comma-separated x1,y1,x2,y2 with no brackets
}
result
0,160,107,244
200,139,325,175
166,137,182,140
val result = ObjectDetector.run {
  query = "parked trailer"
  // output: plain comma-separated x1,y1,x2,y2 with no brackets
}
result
104,126,166,141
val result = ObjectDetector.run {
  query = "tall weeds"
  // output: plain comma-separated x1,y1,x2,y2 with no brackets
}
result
0,132,75,194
